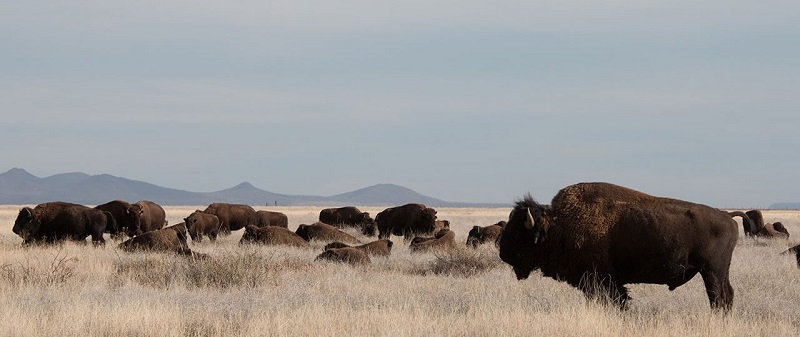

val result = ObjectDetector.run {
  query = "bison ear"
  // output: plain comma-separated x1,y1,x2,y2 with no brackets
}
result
23,207,33,218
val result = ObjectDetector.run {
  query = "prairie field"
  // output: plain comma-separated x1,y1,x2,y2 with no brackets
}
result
1,205,799,337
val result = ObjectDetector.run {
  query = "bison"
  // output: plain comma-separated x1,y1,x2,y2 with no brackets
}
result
375,203,437,240
781,244,800,268
295,222,361,244
239,225,310,248
315,247,371,265
319,206,375,235
742,210,789,238
323,239,393,256
96,200,167,237
184,210,221,242
498,182,750,312
255,210,289,228
203,203,257,234
13,202,117,246
118,223,196,255
409,228,456,253
466,222,505,248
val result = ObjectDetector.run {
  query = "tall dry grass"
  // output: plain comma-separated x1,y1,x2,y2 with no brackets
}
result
0,205,799,336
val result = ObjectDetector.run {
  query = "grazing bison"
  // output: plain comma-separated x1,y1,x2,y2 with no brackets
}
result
255,210,289,228
203,203,257,234
315,247,371,265
375,203,437,240
295,222,361,244
498,182,749,312
323,239,393,256
466,222,505,248
118,223,195,255
184,210,221,242
95,200,166,237
239,225,310,248
319,206,375,233
13,202,117,246
743,210,789,238
409,228,456,253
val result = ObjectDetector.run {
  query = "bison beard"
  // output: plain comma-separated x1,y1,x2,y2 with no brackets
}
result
498,182,743,313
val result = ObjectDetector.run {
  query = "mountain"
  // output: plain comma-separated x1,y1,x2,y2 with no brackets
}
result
0,168,501,207
768,202,800,210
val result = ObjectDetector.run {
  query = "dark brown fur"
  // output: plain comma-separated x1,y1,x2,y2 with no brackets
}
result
315,247,371,265
375,203,437,240
13,202,116,246
498,182,745,312
295,222,360,244
255,210,289,228
118,223,192,254
203,203,257,234
184,210,221,242
409,228,456,253
742,210,790,238
319,206,376,236
240,225,310,248
466,224,504,248
130,200,167,235
323,239,393,256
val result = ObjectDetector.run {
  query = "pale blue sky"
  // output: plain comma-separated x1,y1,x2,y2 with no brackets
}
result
1,1,798,207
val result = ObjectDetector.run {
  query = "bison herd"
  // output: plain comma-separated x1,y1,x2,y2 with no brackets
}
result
9,182,800,313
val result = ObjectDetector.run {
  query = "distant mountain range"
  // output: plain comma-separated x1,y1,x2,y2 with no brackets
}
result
0,168,504,207
768,203,800,210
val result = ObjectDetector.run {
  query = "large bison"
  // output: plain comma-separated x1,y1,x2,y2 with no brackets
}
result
295,222,361,244
315,247,371,265
13,202,117,246
255,210,289,228
203,203,256,234
466,222,505,248
118,223,196,255
184,210,221,242
95,199,166,236
319,206,375,235
323,239,394,257
375,203,437,240
239,225,310,248
498,182,749,312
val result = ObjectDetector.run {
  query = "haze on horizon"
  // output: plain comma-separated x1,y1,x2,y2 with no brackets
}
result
1,1,798,208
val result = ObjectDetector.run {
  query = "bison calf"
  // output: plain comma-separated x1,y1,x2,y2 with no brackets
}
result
240,225,310,248
323,239,393,256
315,247,371,265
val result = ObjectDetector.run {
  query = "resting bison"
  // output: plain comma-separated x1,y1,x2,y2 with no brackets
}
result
498,182,749,312
184,210,221,242
409,228,456,253
13,202,117,246
295,222,360,244
240,225,310,248
95,200,166,236
255,210,289,228
782,244,800,268
375,204,437,240
203,203,256,234
323,239,393,256
319,206,375,235
466,222,505,248
315,247,371,265
742,210,789,238
118,223,195,255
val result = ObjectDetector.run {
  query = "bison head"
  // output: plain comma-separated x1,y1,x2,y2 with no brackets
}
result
498,195,551,280
295,224,311,241
125,204,145,236
421,207,437,232
466,226,483,248
13,207,40,242
239,225,260,244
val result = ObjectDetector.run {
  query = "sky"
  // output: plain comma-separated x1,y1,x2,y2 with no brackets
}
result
1,1,798,208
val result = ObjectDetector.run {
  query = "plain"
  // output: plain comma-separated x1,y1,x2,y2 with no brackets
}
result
1,205,799,337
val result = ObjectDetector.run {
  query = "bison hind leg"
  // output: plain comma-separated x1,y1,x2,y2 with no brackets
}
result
700,269,734,313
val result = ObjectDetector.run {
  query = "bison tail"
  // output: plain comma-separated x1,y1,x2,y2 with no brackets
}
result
727,211,756,236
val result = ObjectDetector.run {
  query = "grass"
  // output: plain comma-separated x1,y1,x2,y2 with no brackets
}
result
0,205,799,336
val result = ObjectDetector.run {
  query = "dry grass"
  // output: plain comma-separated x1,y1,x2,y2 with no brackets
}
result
1,205,799,336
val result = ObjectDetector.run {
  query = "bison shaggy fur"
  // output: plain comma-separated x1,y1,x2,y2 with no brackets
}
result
375,203,437,240
13,202,117,246
498,182,746,312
